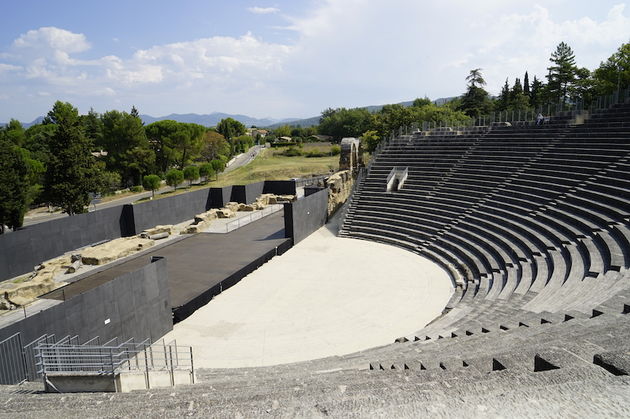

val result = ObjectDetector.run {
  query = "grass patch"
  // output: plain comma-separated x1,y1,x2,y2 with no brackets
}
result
132,148,338,203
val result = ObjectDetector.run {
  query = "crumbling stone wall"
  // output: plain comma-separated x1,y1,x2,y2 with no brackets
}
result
326,170,354,216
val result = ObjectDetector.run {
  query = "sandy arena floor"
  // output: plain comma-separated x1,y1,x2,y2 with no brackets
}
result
163,217,453,368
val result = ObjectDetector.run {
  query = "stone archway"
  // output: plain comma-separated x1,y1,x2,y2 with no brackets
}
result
339,137,362,172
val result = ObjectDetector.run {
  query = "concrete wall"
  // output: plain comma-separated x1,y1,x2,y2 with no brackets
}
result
0,205,130,282
0,257,172,345
263,180,297,196
129,188,211,234
283,188,329,244
230,181,265,205
209,186,233,208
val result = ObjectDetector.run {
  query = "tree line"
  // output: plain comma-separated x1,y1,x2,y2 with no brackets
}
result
317,41,630,150
0,103,254,232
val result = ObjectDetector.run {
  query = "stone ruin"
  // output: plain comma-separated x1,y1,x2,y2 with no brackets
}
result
339,137,363,172
326,170,353,216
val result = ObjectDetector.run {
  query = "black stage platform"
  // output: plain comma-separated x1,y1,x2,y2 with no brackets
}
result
44,212,291,322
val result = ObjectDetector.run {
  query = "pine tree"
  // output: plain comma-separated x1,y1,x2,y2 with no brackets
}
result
509,78,530,112
0,137,29,233
530,76,544,109
43,101,103,215
523,71,530,97
546,42,578,104
459,69,493,119
496,78,510,112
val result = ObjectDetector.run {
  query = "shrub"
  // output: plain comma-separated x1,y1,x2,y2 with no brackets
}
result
277,147,303,157
129,185,143,193
331,145,341,155
165,169,184,190
142,174,161,199
183,165,200,186
199,163,214,182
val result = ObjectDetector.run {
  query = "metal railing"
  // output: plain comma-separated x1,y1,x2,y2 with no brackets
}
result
0,333,26,385
224,204,283,233
381,87,630,140
35,339,194,379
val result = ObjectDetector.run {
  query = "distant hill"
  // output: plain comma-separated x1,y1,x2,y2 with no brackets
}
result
2,97,458,130
1,114,297,129
138,112,300,128
265,97,457,129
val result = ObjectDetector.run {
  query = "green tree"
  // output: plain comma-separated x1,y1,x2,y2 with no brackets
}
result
592,42,630,95
142,174,161,199
546,41,578,104
200,130,229,162
165,169,184,190
42,101,102,215
145,120,205,171
274,124,292,138
183,165,199,187
211,158,226,180
508,78,530,113
458,68,493,118
101,109,155,186
361,130,381,153
529,76,544,109
412,97,432,107
199,163,214,183
82,108,103,147
99,170,122,195
0,137,29,233
495,78,510,112
318,107,372,141
216,117,246,141
523,71,530,97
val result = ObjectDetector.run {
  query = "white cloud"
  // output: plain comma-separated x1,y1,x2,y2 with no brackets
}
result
247,6,280,15
2,3,630,121
13,26,90,54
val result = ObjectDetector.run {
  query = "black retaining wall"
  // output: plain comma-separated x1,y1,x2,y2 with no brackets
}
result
231,181,265,204
0,257,172,345
284,188,329,244
209,186,233,208
129,188,211,234
263,180,296,196
0,180,299,282
0,205,130,282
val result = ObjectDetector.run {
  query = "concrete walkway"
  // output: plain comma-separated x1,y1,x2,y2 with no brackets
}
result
163,217,453,368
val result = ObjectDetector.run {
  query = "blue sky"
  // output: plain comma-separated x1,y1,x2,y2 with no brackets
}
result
1,1,629,122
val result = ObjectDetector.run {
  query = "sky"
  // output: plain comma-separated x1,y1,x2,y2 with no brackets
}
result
1,0,629,122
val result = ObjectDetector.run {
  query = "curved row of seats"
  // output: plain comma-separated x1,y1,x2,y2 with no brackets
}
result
2,103,629,416
341,102,630,342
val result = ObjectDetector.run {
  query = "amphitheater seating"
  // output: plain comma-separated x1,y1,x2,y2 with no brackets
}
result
1,103,629,415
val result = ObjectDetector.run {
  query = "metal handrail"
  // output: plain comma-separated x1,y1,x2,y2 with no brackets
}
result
35,340,193,376
224,204,283,233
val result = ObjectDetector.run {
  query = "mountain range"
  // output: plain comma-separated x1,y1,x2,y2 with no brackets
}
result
1,97,455,129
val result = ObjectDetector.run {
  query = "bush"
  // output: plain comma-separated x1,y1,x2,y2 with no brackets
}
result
130,185,143,193
99,171,122,195
199,163,214,182
142,174,162,198
165,169,184,190
276,147,303,157
331,145,341,155
183,165,200,186
305,150,327,158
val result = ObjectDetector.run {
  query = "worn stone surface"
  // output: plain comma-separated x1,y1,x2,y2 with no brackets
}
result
140,225,173,239
326,170,353,216
81,237,155,265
